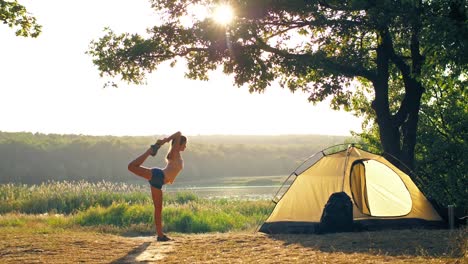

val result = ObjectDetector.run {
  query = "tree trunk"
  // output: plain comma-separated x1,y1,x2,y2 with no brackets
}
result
371,24,425,173
399,1,424,170
399,81,423,170
372,32,404,168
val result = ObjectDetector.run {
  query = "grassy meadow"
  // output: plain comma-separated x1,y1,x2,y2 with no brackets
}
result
0,181,274,234
0,181,466,263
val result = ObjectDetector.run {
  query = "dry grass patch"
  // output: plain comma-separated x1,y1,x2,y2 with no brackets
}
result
158,229,465,264
0,227,142,263
0,226,466,263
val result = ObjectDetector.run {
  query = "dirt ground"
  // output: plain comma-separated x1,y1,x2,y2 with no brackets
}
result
0,227,466,263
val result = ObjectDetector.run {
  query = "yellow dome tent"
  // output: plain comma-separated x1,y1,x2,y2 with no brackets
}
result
259,145,445,234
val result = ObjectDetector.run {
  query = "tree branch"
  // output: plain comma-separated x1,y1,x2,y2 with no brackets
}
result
381,28,423,127
260,18,366,29
254,37,376,81
316,1,372,11
419,109,451,140
133,47,208,60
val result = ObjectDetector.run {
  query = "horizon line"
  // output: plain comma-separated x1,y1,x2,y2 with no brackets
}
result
0,130,356,138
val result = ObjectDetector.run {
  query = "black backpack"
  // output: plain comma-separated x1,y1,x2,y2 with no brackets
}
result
318,192,353,234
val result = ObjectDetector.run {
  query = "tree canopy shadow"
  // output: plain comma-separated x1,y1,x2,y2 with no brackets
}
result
268,228,465,258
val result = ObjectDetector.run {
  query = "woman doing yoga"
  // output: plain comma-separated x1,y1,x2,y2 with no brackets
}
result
128,131,187,241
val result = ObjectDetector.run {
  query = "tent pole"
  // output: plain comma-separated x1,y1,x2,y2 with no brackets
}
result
272,172,296,204
341,144,353,192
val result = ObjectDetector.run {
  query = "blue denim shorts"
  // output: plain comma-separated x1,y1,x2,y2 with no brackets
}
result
149,168,165,190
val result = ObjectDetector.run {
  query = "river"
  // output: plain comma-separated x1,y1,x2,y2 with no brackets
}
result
164,185,289,200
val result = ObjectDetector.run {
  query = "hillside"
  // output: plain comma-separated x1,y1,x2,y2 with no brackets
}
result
0,131,353,184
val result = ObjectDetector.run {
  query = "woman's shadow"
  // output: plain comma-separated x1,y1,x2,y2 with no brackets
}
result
111,242,152,264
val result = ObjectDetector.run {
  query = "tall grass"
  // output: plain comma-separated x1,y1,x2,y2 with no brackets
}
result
0,182,274,233
0,181,150,214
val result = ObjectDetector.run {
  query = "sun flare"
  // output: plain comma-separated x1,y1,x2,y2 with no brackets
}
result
213,4,234,25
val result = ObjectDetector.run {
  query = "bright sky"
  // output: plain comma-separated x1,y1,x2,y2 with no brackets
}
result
0,0,362,137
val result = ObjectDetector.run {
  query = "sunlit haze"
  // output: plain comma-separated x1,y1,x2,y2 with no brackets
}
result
0,0,362,137
213,4,234,25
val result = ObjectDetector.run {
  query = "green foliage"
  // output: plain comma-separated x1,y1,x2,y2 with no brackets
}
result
0,182,274,233
0,213,73,230
162,198,272,233
162,206,237,233
88,0,467,170
0,0,41,37
414,76,467,209
165,192,199,204
0,215,27,227
355,66,467,208
74,203,153,227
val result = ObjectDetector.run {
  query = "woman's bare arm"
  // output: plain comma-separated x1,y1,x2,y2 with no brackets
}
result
162,131,181,144
166,131,182,159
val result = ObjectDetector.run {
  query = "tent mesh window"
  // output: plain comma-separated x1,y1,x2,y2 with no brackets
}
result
350,159,412,217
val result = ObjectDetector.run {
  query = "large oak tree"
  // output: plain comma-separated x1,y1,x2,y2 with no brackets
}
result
88,0,466,171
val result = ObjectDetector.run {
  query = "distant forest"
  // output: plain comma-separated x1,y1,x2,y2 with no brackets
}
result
0,132,351,184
